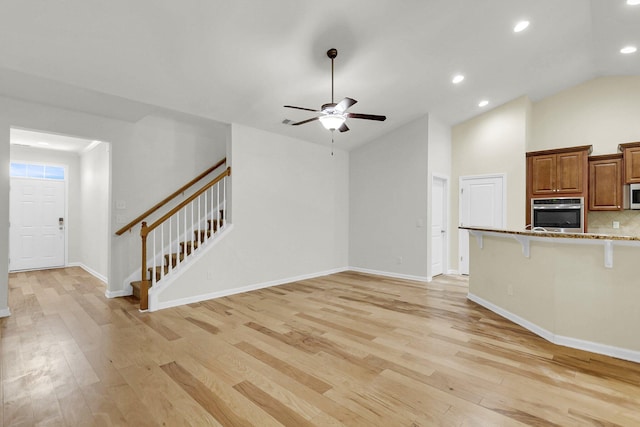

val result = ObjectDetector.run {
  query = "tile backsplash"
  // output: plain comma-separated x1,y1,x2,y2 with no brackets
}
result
588,210,640,236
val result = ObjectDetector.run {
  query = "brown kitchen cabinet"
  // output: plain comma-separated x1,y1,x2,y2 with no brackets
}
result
618,141,640,184
527,146,591,196
588,153,623,211
526,145,591,226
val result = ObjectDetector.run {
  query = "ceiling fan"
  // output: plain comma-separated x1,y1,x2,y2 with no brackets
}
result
284,48,386,133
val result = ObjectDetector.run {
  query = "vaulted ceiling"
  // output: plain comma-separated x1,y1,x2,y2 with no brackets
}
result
1,1,638,150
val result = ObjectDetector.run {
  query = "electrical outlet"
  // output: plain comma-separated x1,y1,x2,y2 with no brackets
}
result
613,221,620,229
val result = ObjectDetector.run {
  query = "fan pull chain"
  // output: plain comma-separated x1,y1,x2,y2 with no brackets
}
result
331,132,334,156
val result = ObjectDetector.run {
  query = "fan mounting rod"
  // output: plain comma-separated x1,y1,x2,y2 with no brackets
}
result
327,48,338,104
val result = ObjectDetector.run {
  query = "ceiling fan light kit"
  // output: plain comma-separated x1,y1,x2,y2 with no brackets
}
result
319,114,346,130
284,48,386,135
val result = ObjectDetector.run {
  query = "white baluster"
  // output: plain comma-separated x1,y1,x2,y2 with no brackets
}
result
183,205,187,261
168,214,172,273
209,187,215,237
160,223,165,280
152,229,156,285
223,177,226,227
204,190,208,242
216,183,220,234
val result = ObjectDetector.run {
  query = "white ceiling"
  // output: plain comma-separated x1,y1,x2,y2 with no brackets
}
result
10,128,97,153
0,0,638,151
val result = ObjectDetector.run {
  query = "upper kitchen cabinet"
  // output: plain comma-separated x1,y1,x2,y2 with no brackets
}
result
618,142,640,184
588,153,623,211
527,145,592,197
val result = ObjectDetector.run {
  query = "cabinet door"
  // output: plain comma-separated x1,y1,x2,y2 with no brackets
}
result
556,151,584,194
530,154,556,195
624,146,640,183
589,158,622,210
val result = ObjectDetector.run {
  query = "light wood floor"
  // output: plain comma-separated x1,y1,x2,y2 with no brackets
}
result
2,268,640,426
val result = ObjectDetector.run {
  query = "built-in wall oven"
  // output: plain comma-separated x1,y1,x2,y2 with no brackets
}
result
531,197,584,233
630,184,640,210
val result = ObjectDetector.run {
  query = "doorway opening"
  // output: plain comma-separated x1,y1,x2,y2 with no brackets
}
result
9,128,111,283
430,174,449,279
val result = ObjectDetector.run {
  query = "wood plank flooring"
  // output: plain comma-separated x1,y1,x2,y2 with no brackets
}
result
2,267,640,426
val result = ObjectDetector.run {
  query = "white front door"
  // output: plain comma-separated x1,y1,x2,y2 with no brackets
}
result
431,175,447,277
459,174,505,275
10,178,66,271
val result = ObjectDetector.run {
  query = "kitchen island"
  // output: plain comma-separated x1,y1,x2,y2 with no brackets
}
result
461,226,640,363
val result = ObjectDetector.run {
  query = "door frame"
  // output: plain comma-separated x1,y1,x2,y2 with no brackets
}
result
9,161,69,272
429,173,449,280
458,173,506,275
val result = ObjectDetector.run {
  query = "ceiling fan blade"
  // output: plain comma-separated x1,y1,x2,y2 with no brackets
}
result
284,105,320,112
338,123,349,133
291,117,320,126
335,97,357,113
347,112,387,121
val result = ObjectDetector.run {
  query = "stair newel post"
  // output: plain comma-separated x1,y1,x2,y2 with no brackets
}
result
140,221,150,310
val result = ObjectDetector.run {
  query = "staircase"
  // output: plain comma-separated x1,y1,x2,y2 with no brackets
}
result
115,158,230,311
130,213,224,299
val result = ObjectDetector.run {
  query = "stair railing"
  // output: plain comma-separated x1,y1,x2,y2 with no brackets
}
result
115,157,227,236
138,166,231,310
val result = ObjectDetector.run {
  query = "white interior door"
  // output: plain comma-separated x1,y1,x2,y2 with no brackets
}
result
10,178,66,271
431,175,447,277
459,174,505,275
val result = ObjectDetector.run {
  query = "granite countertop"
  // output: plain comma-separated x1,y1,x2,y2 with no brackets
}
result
458,226,640,242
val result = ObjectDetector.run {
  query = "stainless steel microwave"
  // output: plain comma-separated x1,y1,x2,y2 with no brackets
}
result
531,197,584,233
630,184,640,210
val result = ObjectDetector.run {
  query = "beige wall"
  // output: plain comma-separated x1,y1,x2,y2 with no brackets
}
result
531,76,640,155
469,233,640,357
450,96,531,272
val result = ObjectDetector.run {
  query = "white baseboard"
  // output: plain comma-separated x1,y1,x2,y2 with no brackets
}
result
348,266,429,282
153,266,349,311
68,262,108,284
0,307,11,318
467,292,640,364
106,288,133,298
447,269,460,275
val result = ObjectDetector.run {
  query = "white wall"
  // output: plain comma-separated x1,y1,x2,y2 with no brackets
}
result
0,125,9,315
9,144,82,266
349,116,429,280
450,96,531,272
80,142,110,280
427,114,452,278
531,76,640,155
0,95,229,313
154,124,349,306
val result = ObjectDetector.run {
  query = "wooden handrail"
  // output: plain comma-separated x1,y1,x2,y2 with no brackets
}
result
115,157,227,235
143,167,231,237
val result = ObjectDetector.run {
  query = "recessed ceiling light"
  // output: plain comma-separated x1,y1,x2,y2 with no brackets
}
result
37,141,50,146
620,46,637,54
514,21,530,33
452,74,465,84
627,0,640,6
478,100,489,108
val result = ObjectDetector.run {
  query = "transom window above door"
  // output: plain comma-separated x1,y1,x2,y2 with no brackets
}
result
10,162,65,180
